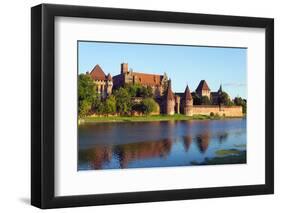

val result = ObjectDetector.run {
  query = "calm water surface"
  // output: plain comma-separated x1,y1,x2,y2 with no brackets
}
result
78,118,246,170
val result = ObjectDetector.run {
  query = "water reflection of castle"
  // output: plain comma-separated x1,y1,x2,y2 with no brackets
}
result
115,139,173,168
79,130,229,169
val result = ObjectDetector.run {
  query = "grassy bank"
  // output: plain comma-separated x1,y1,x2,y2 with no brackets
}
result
191,150,246,165
79,114,244,124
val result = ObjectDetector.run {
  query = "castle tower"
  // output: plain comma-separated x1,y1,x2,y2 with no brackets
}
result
217,84,223,107
181,84,193,116
89,64,111,99
106,73,113,96
195,80,211,99
121,63,129,74
174,95,181,114
218,84,223,94
164,80,175,115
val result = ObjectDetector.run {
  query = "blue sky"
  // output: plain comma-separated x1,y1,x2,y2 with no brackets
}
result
78,41,247,99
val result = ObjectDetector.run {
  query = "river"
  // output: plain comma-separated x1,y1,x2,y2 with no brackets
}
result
78,118,246,170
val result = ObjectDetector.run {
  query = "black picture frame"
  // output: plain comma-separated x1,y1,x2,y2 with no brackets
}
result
31,3,274,209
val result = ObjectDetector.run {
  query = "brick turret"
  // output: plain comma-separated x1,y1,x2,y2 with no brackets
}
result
121,63,128,74
164,80,175,115
181,84,193,116
106,73,113,96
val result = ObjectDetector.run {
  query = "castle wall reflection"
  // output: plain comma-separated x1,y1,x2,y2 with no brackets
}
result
78,119,246,170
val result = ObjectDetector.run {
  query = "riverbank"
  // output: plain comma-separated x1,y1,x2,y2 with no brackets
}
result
79,114,245,124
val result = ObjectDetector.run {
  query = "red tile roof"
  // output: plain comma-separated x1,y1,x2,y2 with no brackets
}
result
107,73,112,81
132,72,162,86
196,80,210,92
90,64,107,81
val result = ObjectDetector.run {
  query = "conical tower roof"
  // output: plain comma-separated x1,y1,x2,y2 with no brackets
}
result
184,84,193,100
107,73,112,81
166,80,174,100
218,84,223,93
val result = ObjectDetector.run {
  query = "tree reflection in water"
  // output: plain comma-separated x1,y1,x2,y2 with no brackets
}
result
79,138,173,169
195,131,211,153
79,145,112,170
78,119,244,170
79,130,230,169
217,132,229,144
182,135,192,152
114,139,172,168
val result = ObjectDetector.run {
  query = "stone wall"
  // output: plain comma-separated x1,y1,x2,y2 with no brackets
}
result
192,105,243,117
93,79,112,99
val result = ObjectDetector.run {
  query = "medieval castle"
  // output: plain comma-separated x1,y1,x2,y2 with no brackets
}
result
86,63,243,117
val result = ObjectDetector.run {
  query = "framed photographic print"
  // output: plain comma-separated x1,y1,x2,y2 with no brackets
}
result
31,4,274,209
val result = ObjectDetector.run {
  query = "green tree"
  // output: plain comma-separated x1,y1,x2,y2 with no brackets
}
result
78,74,99,117
146,86,154,98
138,86,153,98
113,87,132,114
201,96,211,105
219,91,234,106
132,103,143,112
104,95,117,114
141,98,158,115
93,101,105,114
124,83,140,97
124,84,154,98
192,93,202,105
79,100,92,117
234,97,247,113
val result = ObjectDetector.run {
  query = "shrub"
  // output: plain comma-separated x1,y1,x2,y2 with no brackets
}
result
104,95,116,114
79,100,92,117
141,98,158,115
214,113,220,118
113,87,132,114
132,103,143,112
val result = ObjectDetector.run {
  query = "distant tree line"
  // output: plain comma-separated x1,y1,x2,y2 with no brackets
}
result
78,74,158,118
233,97,247,114
192,92,247,114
